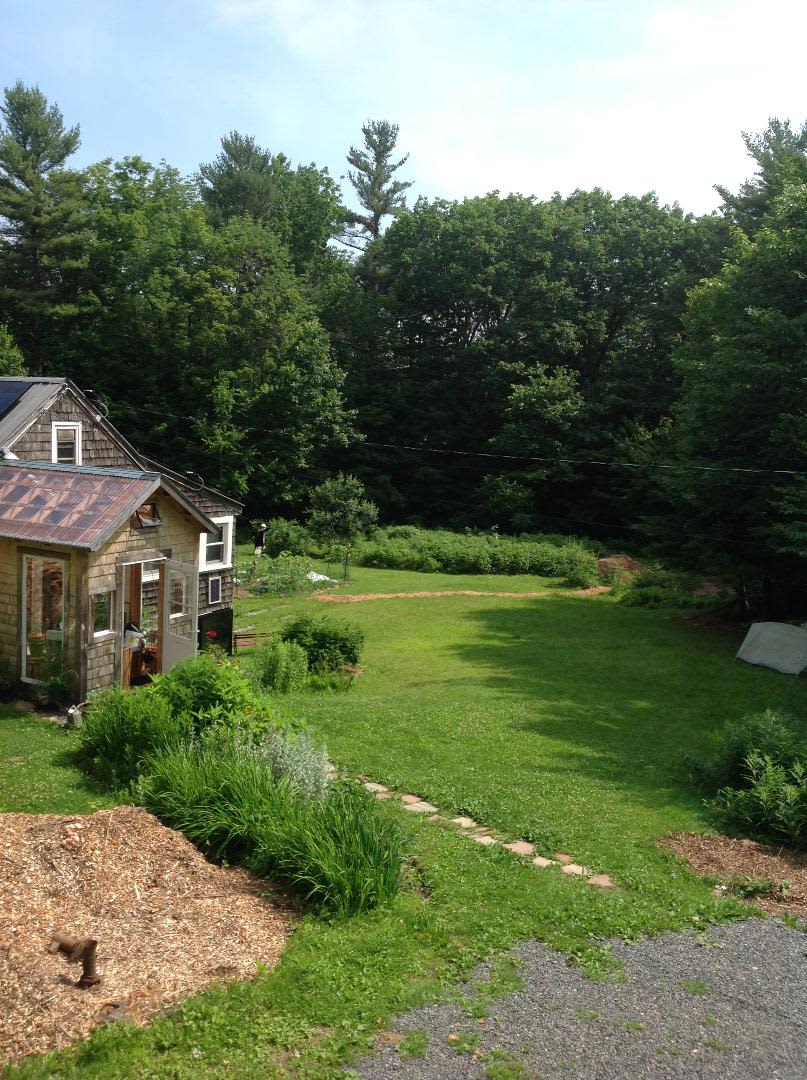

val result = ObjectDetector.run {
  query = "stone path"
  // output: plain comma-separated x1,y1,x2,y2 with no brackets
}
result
362,781,615,892
352,918,807,1079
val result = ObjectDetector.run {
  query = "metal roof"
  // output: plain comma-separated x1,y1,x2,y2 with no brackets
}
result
0,461,166,551
0,378,65,448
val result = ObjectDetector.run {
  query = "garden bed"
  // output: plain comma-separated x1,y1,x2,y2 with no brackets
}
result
0,806,291,1065
663,832,807,916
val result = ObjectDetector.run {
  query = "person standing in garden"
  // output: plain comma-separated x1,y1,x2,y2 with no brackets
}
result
253,522,268,556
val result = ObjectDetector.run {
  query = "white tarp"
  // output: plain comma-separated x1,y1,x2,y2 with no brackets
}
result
736,621,807,676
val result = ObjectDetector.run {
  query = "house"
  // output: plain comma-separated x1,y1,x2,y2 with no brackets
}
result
0,460,220,702
0,377,242,651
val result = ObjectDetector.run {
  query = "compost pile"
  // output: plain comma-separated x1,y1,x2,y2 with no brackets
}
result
0,806,291,1065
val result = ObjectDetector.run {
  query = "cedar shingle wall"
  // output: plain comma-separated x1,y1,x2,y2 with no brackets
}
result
10,389,135,468
85,495,201,696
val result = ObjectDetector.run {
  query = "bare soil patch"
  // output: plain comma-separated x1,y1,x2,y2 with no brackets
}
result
663,832,807,916
315,587,609,604
0,806,292,1065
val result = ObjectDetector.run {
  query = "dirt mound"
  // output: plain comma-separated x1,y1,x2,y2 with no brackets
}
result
0,806,291,1065
663,832,807,917
597,554,644,578
315,587,609,603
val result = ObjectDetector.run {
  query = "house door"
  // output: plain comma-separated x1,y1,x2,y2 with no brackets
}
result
160,559,199,674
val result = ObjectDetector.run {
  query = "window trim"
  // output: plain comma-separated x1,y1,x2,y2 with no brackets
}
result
91,589,116,641
199,515,234,570
51,422,82,466
208,575,222,605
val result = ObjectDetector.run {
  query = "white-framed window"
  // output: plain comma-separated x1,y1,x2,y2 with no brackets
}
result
208,575,222,604
51,422,82,465
91,590,115,639
199,515,234,570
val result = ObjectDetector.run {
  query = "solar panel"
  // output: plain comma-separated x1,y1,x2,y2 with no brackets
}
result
0,380,32,421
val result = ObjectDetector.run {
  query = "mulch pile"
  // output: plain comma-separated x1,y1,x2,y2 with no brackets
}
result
0,806,292,1066
663,832,807,917
315,587,609,603
597,554,644,578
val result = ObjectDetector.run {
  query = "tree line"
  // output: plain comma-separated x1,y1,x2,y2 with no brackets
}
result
1,81,806,608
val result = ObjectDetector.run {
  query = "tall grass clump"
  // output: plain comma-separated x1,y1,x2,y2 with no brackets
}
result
356,526,598,584
141,731,404,914
253,638,309,693
76,686,190,789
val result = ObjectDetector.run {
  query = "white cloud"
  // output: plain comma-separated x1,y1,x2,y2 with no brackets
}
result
209,0,807,212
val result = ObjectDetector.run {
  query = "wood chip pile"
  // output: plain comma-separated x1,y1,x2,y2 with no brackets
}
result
0,806,292,1065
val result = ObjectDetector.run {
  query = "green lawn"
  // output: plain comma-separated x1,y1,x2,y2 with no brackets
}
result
6,564,806,1078
0,709,115,815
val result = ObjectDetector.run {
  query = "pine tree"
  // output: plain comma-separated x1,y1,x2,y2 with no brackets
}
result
0,82,93,373
342,120,412,249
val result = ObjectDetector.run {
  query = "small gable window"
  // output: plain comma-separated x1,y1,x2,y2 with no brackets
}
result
51,422,82,465
131,502,161,529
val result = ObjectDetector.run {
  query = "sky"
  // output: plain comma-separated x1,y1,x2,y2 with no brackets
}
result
3,0,807,215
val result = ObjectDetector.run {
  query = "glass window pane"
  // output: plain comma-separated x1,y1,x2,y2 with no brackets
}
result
56,429,76,464
24,556,65,681
93,591,114,634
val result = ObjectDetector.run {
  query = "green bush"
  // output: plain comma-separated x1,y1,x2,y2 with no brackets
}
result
151,653,271,733
76,687,190,789
141,733,404,914
261,517,311,557
280,615,365,672
253,638,309,693
251,554,317,597
713,753,807,847
688,709,807,792
355,526,598,582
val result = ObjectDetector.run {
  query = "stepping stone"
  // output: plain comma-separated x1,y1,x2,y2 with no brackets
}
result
532,855,556,868
451,816,478,830
427,814,444,822
404,801,439,813
587,874,616,890
400,794,423,805
555,852,573,864
471,833,497,846
375,791,392,800
562,863,587,876
504,840,535,857
363,782,388,793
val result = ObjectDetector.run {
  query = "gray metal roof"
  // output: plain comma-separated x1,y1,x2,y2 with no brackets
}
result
0,379,65,448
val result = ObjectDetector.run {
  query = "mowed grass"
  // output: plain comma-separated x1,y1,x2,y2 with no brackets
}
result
238,563,806,888
7,563,807,1078
0,710,115,815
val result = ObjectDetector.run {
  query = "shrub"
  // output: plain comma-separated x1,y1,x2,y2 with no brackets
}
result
255,727,332,800
76,687,190,789
150,653,269,731
713,753,807,848
251,554,317,597
141,734,404,914
355,526,598,582
261,517,311,557
253,638,309,694
554,544,599,589
280,615,365,672
688,709,807,793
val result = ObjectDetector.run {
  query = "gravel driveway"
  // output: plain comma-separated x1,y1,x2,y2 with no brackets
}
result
352,918,807,1079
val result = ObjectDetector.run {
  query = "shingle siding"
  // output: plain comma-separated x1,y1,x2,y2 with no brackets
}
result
10,389,136,469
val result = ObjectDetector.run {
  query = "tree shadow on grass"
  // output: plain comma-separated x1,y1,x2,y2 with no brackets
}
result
447,596,807,819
